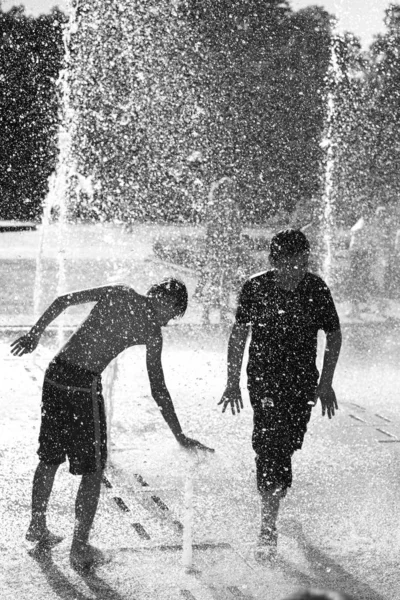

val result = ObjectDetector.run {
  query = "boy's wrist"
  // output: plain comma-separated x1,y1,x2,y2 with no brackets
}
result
226,379,240,389
318,377,333,388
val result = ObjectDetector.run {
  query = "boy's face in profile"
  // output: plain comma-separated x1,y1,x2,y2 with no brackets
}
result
272,251,309,289
154,296,180,326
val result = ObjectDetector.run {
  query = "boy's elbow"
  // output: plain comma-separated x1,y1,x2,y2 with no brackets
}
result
53,295,69,311
148,371,167,397
334,328,342,343
232,322,249,341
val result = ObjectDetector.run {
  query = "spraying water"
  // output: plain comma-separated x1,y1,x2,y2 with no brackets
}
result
33,1,79,348
320,19,344,287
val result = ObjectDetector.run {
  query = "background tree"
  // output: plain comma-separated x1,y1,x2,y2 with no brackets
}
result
0,7,65,221
181,1,333,221
64,0,335,223
332,4,400,225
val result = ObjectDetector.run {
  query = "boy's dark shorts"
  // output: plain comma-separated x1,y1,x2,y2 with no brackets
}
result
38,358,107,475
249,384,314,496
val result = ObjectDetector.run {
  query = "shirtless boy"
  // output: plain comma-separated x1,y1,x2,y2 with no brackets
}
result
11,278,212,570
219,229,341,560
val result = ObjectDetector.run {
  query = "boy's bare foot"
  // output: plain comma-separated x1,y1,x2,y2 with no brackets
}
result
26,524,63,547
70,542,109,573
254,543,277,563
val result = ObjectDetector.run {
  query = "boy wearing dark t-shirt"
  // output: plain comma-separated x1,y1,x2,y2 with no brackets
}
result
219,230,342,560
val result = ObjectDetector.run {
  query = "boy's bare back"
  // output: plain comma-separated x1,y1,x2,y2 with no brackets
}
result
58,286,161,373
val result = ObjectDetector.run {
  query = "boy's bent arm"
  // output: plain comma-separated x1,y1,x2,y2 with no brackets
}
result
10,285,115,356
316,328,342,419
146,335,215,453
227,322,249,385
320,329,342,386
146,334,184,441
219,322,250,415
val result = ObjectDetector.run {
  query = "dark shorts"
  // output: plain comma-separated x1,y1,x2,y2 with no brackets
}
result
249,384,314,495
38,358,107,475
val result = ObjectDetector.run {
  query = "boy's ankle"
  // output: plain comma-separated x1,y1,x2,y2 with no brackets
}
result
259,525,277,546
27,519,46,534
71,537,89,552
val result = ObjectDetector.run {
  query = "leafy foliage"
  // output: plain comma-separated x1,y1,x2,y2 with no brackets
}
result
0,7,66,221
2,1,400,225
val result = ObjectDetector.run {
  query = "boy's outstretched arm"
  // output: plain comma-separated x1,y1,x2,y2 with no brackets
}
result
315,328,342,419
10,285,115,356
146,335,214,453
218,322,249,415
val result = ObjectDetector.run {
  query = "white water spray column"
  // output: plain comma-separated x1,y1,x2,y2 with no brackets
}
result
181,451,207,571
320,20,343,286
33,1,79,349
182,466,194,569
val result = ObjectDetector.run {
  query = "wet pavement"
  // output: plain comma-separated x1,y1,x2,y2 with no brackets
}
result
2,319,400,600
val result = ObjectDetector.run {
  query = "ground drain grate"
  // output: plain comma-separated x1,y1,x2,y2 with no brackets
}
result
350,402,366,411
132,522,150,540
151,495,169,511
180,590,197,600
103,474,184,542
158,542,231,552
349,414,367,423
113,497,130,512
133,473,149,487
375,413,391,423
376,428,397,438
102,475,113,489
227,586,255,599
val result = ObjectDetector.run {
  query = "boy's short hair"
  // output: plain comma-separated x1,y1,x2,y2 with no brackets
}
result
269,229,310,262
147,278,188,318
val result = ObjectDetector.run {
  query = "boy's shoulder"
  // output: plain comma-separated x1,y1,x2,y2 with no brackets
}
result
111,285,162,333
247,269,274,285
108,285,154,313
303,272,333,291
111,284,143,300
245,271,332,294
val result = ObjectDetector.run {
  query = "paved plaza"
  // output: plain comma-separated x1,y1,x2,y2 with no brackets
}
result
2,320,400,599
2,225,400,599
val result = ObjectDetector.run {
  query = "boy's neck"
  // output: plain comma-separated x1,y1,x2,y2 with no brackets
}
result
274,271,306,292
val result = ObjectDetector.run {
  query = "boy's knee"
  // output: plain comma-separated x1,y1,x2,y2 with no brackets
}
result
258,481,288,499
255,454,292,496
83,468,104,480
38,460,60,473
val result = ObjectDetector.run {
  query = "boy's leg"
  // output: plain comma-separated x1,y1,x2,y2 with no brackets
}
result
255,452,290,562
26,461,63,545
70,469,104,570
69,378,108,570
260,488,281,543
72,469,103,546
252,404,294,558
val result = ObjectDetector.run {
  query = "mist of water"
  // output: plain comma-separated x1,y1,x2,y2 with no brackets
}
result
320,19,343,287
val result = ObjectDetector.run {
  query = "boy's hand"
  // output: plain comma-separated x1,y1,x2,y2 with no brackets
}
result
218,384,243,415
10,332,40,356
177,434,215,453
315,382,338,419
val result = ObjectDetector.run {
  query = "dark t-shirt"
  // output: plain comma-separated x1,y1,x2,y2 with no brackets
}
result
235,270,340,390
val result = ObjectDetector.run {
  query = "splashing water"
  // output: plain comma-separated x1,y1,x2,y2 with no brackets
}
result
65,0,207,222
33,1,79,348
320,19,343,287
